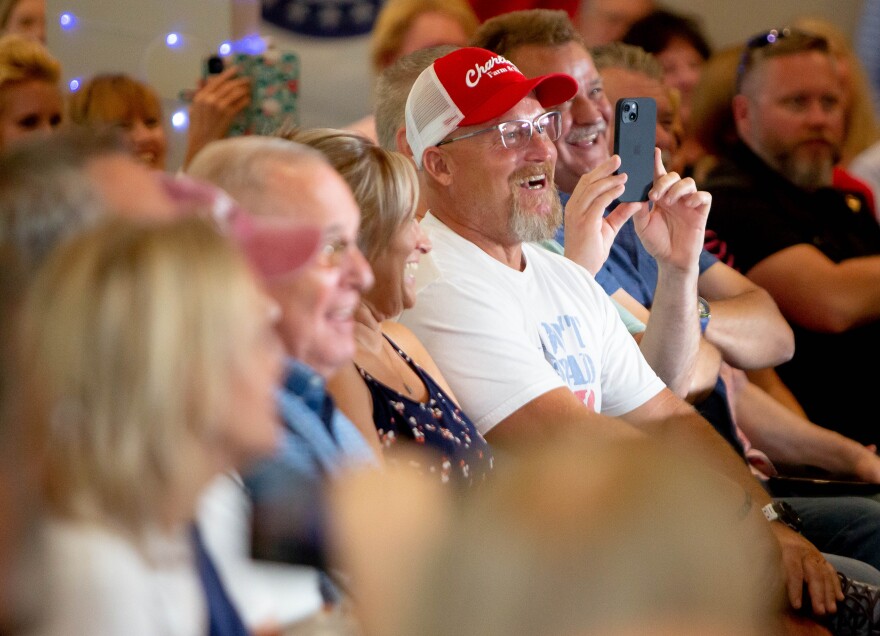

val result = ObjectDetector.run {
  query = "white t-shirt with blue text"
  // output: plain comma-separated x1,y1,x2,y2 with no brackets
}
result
400,212,665,434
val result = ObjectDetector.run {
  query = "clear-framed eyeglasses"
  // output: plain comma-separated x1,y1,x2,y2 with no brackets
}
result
436,110,562,150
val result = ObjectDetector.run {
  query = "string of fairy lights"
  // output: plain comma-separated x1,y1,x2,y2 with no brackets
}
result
54,8,267,132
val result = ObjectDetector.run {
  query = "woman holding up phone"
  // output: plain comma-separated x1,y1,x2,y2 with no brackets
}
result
68,70,250,172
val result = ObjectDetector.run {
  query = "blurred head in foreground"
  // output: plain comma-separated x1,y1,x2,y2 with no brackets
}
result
331,433,784,636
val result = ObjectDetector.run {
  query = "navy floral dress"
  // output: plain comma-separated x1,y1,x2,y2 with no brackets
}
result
356,335,493,487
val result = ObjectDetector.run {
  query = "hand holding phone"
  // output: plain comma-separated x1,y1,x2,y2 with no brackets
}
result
180,62,254,168
613,97,657,203
187,50,300,137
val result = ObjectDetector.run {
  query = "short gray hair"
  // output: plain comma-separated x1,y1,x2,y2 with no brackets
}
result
591,41,663,79
185,135,328,217
374,44,459,152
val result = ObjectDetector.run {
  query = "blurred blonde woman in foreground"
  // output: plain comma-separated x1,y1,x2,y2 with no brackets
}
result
21,217,285,635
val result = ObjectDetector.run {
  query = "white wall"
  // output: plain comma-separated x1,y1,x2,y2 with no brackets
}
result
47,0,237,171
43,0,866,169
660,0,861,50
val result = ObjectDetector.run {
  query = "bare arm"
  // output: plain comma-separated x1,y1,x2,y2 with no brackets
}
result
730,369,880,482
612,288,717,399
698,261,794,368
485,387,644,448
748,244,880,333
326,365,385,459
491,385,765,509
689,338,725,403
571,150,710,399
382,321,461,404
490,384,841,613
628,150,716,395
629,151,711,399
746,367,808,418
621,388,773,503
621,387,843,614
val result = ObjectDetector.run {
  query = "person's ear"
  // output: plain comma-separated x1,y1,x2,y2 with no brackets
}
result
422,146,454,186
395,126,413,158
731,94,751,140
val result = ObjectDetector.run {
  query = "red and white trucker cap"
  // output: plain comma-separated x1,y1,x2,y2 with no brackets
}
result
404,46,578,168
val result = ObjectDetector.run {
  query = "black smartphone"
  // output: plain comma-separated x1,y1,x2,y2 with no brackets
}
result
613,97,656,203
206,54,225,75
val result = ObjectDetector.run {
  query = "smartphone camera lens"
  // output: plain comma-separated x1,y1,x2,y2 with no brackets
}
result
207,55,224,74
621,100,638,123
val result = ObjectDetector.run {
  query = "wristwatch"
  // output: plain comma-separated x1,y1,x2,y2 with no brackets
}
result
762,500,804,533
698,296,711,334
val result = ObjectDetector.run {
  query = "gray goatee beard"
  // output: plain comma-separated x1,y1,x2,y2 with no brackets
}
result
780,155,834,190
509,186,563,243
772,141,840,190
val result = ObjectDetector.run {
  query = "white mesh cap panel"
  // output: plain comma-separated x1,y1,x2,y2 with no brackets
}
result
405,65,464,168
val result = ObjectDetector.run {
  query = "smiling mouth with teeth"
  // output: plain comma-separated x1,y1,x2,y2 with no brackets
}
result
521,175,547,190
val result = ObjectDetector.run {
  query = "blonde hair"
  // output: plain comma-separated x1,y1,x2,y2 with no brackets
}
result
281,127,418,262
370,0,478,75
0,32,59,104
791,16,880,165
21,217,259,535
68,73,162,129
395,435,783,635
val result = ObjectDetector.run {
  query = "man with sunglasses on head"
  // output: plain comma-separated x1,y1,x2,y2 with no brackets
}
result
703,29,880,449
398,41,880,633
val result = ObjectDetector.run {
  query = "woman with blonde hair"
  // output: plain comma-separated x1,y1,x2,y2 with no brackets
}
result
68,73,169,171
0,0,44,42
21,217,286,634
69,70,251,172
0,32,61,150
346,0,478,142
684,43,742,185
369,0,478,74
285,127,493,486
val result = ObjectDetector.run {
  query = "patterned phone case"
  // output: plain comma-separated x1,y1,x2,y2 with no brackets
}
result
227,49,299,136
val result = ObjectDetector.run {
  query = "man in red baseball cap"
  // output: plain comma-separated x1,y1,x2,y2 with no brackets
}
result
398,49,790,599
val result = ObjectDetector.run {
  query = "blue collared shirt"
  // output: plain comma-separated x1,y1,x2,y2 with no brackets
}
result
271,358,377,477
241,359,378,581
557,190,718,300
